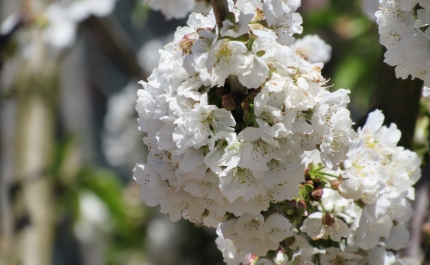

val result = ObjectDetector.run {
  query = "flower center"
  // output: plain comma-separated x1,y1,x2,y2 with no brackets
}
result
233,167,255,184
216,41,233,64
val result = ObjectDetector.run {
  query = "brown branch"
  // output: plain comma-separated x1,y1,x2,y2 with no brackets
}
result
228,75,248,95
210,0,229,26
84,16,144,80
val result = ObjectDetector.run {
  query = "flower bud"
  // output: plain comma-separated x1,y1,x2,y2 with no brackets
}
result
304,168,311,180
296,200,307,216
312,177,321,184
244,254,258,265
215,86,227,98
243,111,251,124
311,187,323,201
289,214,302,224
306,180,314,186
222,94,236,110
285,200,296,215
338,179,363,200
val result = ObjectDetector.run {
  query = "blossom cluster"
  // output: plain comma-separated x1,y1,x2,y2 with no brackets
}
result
215,110,420,264
376,0,430,86
340,110,420,250
135,0,353,224
133,0,421,264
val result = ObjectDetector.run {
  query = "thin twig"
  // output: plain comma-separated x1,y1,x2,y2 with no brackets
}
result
210,0,229,26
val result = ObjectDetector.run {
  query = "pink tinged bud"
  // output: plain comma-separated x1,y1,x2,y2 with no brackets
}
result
245,254,258,265
222,94,236,110
285,200,296,215
304,168,311,180
338,179,363,200
306,180,314,186
215,86,227,98
296,200,307,216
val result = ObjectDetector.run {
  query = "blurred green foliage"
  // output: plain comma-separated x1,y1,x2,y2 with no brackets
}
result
49,136,147,264
301,0,382,120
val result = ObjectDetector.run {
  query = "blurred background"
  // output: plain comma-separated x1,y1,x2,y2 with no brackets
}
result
0,0,400,264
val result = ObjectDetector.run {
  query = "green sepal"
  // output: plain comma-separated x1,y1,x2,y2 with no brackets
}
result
256,50,266,57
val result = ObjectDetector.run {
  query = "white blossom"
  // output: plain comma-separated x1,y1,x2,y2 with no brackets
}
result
132,2,422,262
291,35,332,64
376,0,430,86
264,213,294,244
423,86,430,98
301,212,350,242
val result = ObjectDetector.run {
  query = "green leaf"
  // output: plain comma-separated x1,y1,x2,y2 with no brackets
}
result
77,167,146,246
50,135,77,180
131,3,150,28
332,55,366,90
255,50,265,57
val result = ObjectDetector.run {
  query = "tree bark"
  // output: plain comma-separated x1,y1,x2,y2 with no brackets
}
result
355,48,422,149
8,27,58,265
13,85,56,265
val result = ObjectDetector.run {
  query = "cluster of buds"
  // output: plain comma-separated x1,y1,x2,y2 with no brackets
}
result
284,199,307,224
133,0,421,264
